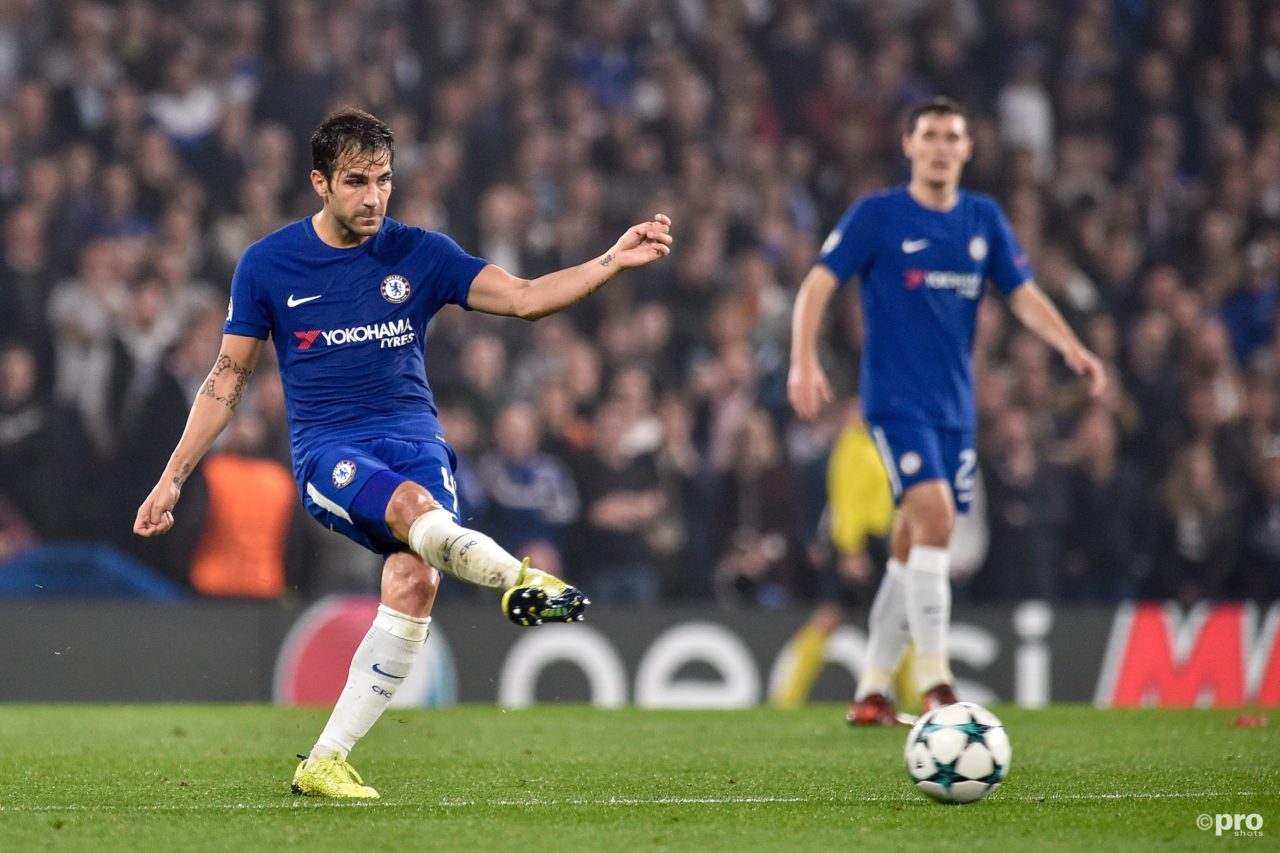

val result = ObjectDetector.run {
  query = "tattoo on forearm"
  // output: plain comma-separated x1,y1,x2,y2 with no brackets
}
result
201,354,252,411
172,462,191,488
599,253,614,268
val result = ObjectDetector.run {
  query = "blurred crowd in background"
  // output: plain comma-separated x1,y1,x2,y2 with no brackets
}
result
1,0,1279,607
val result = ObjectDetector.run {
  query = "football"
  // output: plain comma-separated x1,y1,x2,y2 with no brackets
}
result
904,702,1011,804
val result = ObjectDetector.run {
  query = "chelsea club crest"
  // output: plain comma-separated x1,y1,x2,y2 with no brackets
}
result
332,459,357,489
381,274,411,303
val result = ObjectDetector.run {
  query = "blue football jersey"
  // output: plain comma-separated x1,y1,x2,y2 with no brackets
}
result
224,216,488,462
818,187,1031,429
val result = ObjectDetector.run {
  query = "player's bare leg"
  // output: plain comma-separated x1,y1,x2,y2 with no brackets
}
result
293,551,439,798
386,482,588,625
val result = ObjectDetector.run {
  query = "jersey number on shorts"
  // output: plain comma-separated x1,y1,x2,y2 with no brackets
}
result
955,449,976,505
440,467,459,516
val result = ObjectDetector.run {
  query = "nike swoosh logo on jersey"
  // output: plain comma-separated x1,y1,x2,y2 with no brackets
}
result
901,239,930,254
287,294,322,307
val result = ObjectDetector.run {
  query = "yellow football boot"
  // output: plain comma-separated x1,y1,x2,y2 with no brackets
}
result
291,754,379,799
501,557,590,627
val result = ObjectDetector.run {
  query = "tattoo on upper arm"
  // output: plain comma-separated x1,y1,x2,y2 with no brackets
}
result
201,354,253,411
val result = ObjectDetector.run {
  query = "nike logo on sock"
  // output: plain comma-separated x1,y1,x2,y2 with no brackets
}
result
371,663,407,679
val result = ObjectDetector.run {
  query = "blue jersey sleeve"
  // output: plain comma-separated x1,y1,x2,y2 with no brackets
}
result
224,245,271,339
421,231,489,311
817,198,876,284
986,201,1032,296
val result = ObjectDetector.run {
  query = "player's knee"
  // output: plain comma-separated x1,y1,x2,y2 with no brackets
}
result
384,482,445,534
383,553,440,612
904,494,954,546
914,511,954,547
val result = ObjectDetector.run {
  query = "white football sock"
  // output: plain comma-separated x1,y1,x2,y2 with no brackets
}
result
407,509,523,589
855,558,911,700
905,545,954,691
310,605,430,762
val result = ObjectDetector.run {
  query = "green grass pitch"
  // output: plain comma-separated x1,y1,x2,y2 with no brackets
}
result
1,705,1276,850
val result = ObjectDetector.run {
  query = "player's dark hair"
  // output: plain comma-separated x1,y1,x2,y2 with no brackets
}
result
904,96,969,135
311,108,395,181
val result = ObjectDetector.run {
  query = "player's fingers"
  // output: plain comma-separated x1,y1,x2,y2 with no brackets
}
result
134,502,153,532
654,213,671,226
1089,364,1108,398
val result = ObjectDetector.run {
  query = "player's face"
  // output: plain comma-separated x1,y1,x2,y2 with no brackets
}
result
313,149,393,242
903,112,972,189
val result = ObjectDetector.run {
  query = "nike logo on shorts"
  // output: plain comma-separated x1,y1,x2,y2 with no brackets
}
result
287,294,323,307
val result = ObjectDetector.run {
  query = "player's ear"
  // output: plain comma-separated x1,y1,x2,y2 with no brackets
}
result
310,169,330,199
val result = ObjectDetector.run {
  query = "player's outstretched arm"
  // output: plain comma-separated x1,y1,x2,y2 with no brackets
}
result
133,333,264,537
1008,282,1107,398
788,265,839,421
467,213,673,320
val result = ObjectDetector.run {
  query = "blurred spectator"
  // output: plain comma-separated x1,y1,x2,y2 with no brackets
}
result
1059,404,1145,601
449,332,510,425
976,406,1067,600
0,341,85,542
437,401,489,529
0,204,54,377
1122,310,1183,484
649,391,703,598
188,410,301,598
1144,442,1242,606
477,401,579,572
712,409,807,608
1222,236,1280,368
46,239,128,458
147,47,224,158
568,401,664,604
1236,439,1280,602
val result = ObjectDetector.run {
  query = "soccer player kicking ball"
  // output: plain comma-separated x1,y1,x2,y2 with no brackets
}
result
788,97,1104,726
134,109,673,796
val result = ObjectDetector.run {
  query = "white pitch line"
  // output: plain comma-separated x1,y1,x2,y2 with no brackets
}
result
0,791,1270,814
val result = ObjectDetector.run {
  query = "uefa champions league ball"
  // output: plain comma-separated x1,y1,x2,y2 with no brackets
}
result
904,702,1011,804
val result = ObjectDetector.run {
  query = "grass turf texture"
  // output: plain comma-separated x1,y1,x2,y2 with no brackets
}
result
0,705,1276,851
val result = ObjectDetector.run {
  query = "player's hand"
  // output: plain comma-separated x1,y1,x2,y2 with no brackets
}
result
608,213,673,269
133,479,180,537
1066,347,1107,399
788,361,834,421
